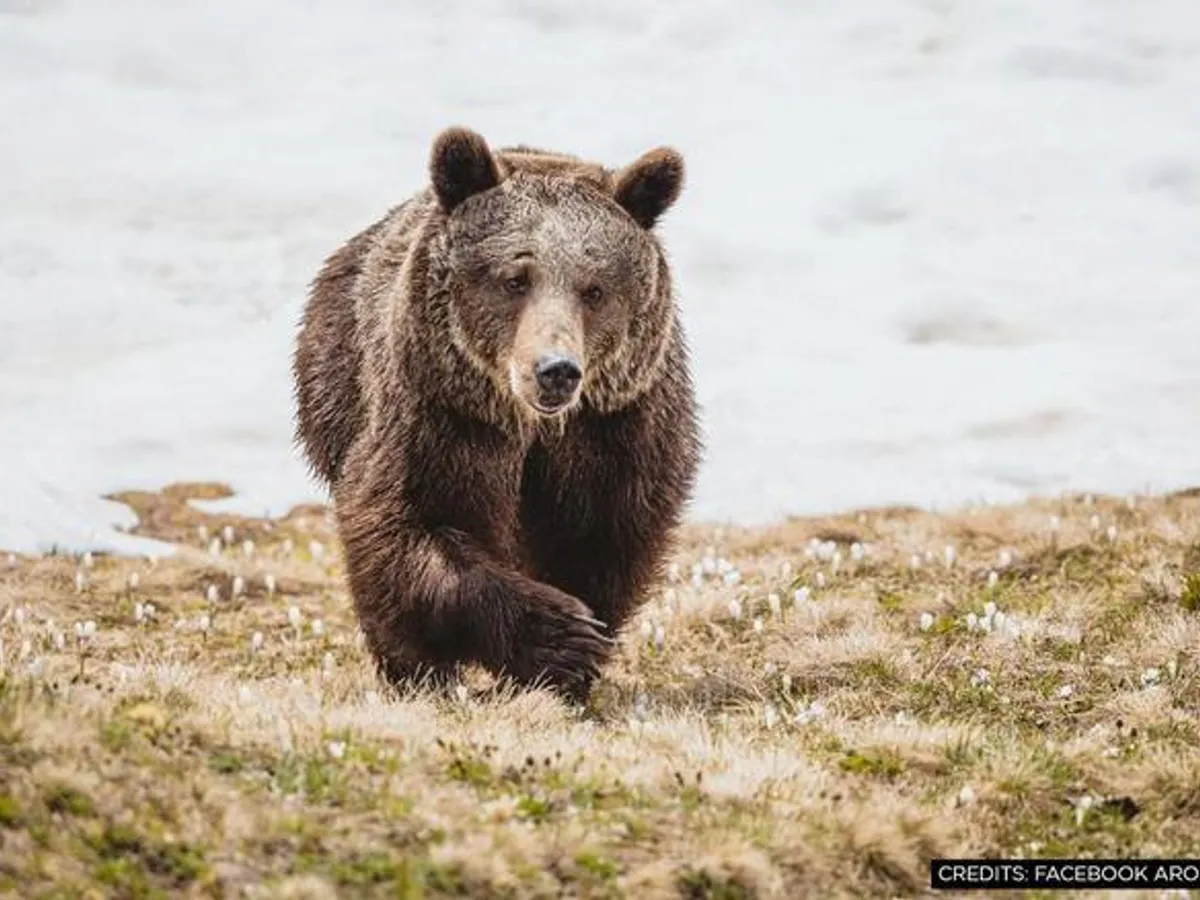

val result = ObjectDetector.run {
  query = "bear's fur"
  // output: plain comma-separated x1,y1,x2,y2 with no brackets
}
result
291,126,701,701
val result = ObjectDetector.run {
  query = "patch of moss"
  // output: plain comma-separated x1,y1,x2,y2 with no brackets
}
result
1181,573,1200,611
208,748,246,775
85,824,208,888
43,784,95,818
678,867,754,900
444,751,494,788
515,793,553,822
94,857,161,899
839,748,906,780
574,850,619,882
327,852,406,887
0,793,22,827
876,591,904,614
848,657,902,690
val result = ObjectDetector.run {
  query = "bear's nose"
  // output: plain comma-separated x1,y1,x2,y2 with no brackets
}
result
534,355,583,398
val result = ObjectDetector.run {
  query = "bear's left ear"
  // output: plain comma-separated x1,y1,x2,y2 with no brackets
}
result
612,147,685,229
429,126,503,213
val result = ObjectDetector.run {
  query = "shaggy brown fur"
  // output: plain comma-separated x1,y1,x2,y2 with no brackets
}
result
292,126,701,701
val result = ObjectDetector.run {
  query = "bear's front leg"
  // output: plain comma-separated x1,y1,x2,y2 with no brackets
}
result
333,428,613,700
341,523,613,701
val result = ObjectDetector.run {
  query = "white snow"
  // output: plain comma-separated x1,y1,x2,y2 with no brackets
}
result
3,0,1200,555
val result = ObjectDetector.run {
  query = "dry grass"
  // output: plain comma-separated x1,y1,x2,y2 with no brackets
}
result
3,482,1200,898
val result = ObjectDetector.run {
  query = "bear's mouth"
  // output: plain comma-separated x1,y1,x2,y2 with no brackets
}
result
529,397,577,416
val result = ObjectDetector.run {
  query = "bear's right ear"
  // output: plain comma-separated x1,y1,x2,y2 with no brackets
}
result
429,127,502,213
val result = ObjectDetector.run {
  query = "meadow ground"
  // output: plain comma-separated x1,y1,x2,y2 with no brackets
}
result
1,483,1199,899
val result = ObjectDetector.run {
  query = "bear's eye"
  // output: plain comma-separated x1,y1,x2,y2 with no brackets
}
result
581,285,604,307
503,273,530,296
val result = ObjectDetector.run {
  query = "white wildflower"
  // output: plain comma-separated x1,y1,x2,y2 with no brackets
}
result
652,623,665,651
794,586,810,604
1058,684,1074,699
251,631,264,652
242,539,255,558
74,570,87,593
767,593,782,617
752,616,764,633
965,612,979,632
970,668,989,687
311,619,326,638
794,700,826,725
944,545,956,567
282,537,294,556
287,606,302,629
327,741,346,760
198,613,211,633
264,573,277,595
779,560,793,579
208,537,223,557
984,601,997,619
222,525,235,544
958,784,976,806
1090,514,1101,531
197,525,208,542
1106,524,1118,543
1074,794,1094,826
998,549,1013,568
134,602,146,624
850,542,865,562
987,570,998,588
205,584,219,604
910,553,922,570
919,611,935,632
763,704,778,729
727,598,742,620
308,540,325,562
1141,667,1161,687
82,551,94,569
815,572,826,588
631,693,651,722
232,575,245,598
128,572,140,591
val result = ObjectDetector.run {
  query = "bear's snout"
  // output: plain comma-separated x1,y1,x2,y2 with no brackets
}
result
533,355,583,412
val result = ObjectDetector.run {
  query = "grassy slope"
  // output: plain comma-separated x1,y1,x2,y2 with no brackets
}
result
1,482,1199,899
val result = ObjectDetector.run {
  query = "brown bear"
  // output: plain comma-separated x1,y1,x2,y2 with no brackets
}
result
291,126,701,702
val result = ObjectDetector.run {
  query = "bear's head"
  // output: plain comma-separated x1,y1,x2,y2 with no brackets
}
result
427,126,685,420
